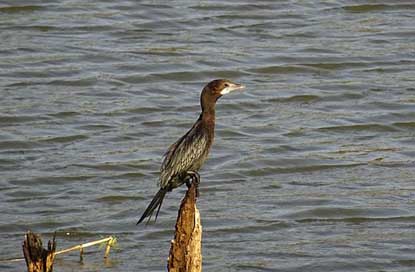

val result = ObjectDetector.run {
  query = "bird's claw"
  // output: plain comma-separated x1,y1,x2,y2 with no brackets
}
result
186,171,200,198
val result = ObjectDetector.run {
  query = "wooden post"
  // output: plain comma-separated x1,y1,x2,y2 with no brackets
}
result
167,182,202,272
22,231,56,272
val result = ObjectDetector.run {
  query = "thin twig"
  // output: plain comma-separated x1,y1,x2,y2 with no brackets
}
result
54,236,115,256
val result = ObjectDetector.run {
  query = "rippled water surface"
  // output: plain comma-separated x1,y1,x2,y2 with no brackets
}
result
1,1,415,271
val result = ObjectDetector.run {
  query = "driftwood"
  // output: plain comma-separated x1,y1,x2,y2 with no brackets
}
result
18,232,116,272
168,182,202,272
22,231,56,272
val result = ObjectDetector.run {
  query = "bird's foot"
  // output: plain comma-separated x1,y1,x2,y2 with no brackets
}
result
186,171,200,198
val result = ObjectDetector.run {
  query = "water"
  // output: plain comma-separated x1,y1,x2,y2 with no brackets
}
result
1,1,415,271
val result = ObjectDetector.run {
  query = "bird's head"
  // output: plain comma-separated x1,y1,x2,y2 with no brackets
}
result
205,79,244,98
200,79,244,112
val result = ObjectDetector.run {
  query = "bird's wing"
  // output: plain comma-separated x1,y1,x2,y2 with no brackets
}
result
159,120,208,189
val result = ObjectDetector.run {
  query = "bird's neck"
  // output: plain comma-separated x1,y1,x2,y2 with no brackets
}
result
200,95,216,125
200,107,215,125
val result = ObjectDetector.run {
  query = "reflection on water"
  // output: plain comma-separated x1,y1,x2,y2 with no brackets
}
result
1,1,415,271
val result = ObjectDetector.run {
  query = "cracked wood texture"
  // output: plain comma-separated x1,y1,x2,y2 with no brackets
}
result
22,231,56,272
168,183,202,272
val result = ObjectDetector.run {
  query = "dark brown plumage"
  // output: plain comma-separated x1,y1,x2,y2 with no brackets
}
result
137,79,244,225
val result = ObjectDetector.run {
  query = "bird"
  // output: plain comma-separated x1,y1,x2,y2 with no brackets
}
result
137,79,244,225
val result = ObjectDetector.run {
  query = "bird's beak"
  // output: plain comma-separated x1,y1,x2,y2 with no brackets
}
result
220,82,245,95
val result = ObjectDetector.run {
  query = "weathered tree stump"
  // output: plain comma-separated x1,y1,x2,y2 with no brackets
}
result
168,182,202,272
22,231,56,272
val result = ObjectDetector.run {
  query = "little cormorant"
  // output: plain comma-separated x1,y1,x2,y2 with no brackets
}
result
137,79,244,225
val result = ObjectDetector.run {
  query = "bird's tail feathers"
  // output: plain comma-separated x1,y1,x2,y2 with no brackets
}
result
136,188,168,225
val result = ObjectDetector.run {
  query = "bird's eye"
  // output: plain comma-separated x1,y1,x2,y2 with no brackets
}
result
224,83,229,87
